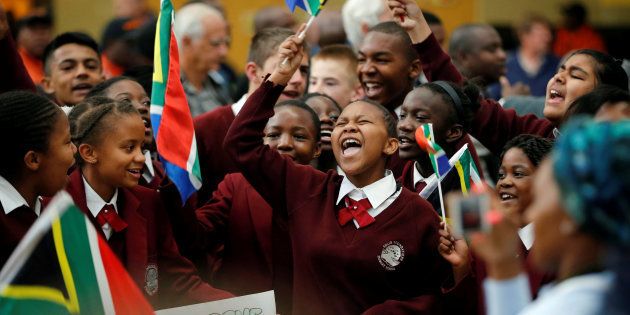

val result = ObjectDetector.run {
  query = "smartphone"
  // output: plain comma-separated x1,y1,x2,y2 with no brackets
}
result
446,193,491,236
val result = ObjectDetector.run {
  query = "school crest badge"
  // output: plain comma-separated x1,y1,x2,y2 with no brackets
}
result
377,241,405,271
144,264,158,296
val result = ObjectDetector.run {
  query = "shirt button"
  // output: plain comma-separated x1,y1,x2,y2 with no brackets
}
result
104,209,108,213
353,206,357,209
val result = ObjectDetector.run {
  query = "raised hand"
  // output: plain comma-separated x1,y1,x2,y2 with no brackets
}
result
269,23,306,85
386,0,431,43
438,222,470,268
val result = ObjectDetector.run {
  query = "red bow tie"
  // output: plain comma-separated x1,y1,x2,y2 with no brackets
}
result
338,197,375,228
95,204,128,233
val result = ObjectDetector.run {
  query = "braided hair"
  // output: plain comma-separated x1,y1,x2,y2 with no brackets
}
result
85,76,138,99
73,100,139,165
0,91,63,179
500,134,554,167
68,96,115,136
420,81,481,134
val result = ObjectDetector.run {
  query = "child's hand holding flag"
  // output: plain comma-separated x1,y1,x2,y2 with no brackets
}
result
270,24,307,85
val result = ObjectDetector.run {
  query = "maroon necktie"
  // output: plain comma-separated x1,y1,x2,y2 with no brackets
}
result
95,204,128,232
338,197,375,228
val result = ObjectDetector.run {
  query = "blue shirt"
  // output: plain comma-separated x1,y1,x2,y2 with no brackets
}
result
488,51,560,99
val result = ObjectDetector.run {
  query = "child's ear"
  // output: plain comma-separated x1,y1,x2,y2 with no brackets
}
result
408,59,422,81
313,141,322,159
445,125,464,144
383,137,399,156
78,143,98,164
23,151,41,171
245,61,259,83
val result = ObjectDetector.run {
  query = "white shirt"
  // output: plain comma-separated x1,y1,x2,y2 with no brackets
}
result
0,175,41,216
518,223,535,251
484,271,613,315
141,150,156,183
412,161,439,199
336,170,401,229
231,94,249,116
83,177,119,240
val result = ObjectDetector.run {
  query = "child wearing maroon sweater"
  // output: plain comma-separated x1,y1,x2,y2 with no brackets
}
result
224,27,449,315
387,0,628,155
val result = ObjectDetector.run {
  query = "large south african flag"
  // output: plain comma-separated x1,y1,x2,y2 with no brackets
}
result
0,192,153,315
150,0,202,203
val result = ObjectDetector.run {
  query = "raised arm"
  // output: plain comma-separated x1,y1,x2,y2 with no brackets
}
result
0,4,36,93
223,27,329,218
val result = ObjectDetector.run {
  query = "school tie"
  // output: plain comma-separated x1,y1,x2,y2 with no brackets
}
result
95,204,128,233
338,197,375,228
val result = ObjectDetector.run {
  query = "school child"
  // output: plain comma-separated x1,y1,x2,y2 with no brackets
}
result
0,91,76,267
224,29,449,315
308,44,364,108
54,100,232,309
439,134,555,314
387,0,628,155
303,92,341,171
194,27,307,206
397,81,481,213
85,77,163,189
171,100,322,314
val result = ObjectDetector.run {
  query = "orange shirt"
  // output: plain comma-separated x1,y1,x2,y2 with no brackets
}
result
18,46,44,85
553,25,607,57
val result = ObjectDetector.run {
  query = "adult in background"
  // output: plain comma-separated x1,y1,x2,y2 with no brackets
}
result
554,2,606,57
174,2,232,117
342,0,393,51
15,14,53,84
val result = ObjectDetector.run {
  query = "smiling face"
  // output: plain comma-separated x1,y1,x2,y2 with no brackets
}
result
263,106,320,165
544,53,598,124
36,113,77,196
497,148,536,226
105,79,153,147
397,87,455,161
332,101,398,186
305,96,340,151
358,32,417,110
43,44,105,106
87,114,146,192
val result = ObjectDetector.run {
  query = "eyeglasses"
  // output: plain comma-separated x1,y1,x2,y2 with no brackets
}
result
209,37,231,48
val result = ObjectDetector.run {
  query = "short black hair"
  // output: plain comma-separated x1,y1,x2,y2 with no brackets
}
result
367,21,418,62
86,76,139,99
43,32,100,75
565,50,629,92
302,92,342,112
0,91,62,179
347,99,398,138
73,100,139,165
564,85,630,120
274,100,322,141
419,81,481,133
449,24,495,56
423,11,442,26
500,134,554,167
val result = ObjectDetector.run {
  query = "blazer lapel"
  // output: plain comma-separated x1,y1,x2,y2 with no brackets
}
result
118,188,147,286
66,170,107,240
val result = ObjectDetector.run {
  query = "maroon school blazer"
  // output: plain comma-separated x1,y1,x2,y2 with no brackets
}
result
44,169,233,309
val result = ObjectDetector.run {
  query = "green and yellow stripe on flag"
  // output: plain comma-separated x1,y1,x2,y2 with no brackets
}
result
285,0,327,16
451,144,483,196
0,192,153,315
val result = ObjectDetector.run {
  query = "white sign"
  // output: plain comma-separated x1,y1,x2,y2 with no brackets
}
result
156,291,276,315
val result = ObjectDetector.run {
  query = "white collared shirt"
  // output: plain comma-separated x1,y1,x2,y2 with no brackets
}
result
83,177,119,240
518,223,535,251
0,175,41,216
231,94,249,116
142,150,155,183
412,161,439,199
336,170,401,229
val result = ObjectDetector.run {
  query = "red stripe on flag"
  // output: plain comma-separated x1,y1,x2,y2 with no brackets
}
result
97,237,153,315
156,28,196,168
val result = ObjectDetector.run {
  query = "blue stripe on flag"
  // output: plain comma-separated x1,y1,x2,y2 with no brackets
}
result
161,159,196,203
150,113,162,139
436,153,451,177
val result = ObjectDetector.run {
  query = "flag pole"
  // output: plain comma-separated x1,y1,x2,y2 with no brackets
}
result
429,123,448,227
281,14,317,65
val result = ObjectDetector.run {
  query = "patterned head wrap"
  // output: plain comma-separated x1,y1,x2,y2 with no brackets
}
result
553,118,630,247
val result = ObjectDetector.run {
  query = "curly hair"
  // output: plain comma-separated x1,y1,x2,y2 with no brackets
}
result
500,134,554,167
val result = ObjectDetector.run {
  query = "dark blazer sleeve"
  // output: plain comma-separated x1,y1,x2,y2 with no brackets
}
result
0,33,36,93
414,33,556,156
223,79,330,219
150,189,234,308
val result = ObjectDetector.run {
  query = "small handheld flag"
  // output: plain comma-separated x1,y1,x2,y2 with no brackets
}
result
151,0,202,203
416,123,448,224
281,0,327,65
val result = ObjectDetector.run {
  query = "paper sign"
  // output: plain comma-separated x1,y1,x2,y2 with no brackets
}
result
156,290,276,315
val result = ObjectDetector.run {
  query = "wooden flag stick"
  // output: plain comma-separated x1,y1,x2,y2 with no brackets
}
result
281,14,317,66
